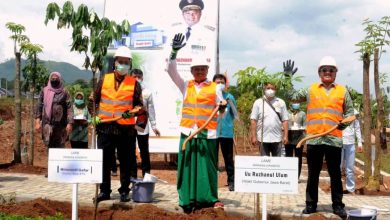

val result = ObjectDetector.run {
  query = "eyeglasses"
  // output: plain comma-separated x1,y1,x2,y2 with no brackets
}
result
320,68,337,73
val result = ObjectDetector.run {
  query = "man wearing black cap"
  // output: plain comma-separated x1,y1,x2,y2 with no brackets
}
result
171,0,215,57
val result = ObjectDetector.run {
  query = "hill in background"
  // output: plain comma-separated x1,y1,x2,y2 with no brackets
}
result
0,59,91,84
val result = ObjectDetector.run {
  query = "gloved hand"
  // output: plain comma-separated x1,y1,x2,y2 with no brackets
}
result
337,121,348,130
91,116,101,126
283,59,298,77
170,33,186,60
122,110,135,119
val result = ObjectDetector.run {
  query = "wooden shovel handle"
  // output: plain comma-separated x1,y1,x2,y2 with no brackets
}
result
296,115,356,149
181,105,220,151
100,106,142,124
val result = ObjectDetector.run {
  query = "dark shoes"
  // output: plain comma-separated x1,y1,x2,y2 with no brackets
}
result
120,192,130,202
228,184,234,191
94,192,110,204
333,206,347,218
302,205,317,214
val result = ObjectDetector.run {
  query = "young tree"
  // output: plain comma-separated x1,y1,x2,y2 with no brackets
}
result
45,0,130,124
234,66,302,132
45,1,130,92
355,16,390,190
5,22,30,163
21,42,49,165
45,2,130,216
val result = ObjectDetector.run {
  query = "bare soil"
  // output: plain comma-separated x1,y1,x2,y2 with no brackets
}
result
318,161,390,196
0,198,253,220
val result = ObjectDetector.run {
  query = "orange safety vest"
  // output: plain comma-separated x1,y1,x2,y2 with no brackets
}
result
306,83,346,137
180,80,217,131
98,73,136,125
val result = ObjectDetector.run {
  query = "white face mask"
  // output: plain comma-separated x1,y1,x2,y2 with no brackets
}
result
216,83,225,91
265,89,275,98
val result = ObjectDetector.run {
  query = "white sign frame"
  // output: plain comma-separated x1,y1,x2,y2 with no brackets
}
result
235,156,298,194
48,149,102,184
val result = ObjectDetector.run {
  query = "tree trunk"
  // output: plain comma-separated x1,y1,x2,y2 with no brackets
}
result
362,52,372,186
28,54,37,166
368,48,383,191
28,84,35,165
14,52,22,163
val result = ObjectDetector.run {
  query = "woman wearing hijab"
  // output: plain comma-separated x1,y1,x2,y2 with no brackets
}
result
35,72,73,149
70,91,90,149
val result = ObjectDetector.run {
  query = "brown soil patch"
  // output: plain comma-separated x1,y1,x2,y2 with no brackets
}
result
318,164,390,196
0,198,253,220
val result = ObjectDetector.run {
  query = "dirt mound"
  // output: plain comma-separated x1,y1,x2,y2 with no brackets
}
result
0,198,253,220
0,107,13,121
318,169,390,196
0,163,47,175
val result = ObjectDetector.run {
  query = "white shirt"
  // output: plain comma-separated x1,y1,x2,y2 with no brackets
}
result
250,97,288,142
137,85,157,135
342,120,363,146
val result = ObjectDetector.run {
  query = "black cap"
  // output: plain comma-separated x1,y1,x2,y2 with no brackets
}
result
179,0,204,11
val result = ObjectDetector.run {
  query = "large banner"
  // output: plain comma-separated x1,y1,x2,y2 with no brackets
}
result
105,0,218,152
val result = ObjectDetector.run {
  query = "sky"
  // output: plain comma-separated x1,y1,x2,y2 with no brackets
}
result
1,0,390,92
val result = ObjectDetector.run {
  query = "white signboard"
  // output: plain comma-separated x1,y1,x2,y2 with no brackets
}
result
235,156,298,194
48,149,102,184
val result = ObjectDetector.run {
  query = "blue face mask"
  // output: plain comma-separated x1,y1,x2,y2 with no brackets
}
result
74,99,84,106
116,64,130,75
291,103,300,110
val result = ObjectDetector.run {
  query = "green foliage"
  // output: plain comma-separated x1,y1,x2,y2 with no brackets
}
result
234,66,303,102
45,1,130,73
233,66,303,132
0,212,64,220
5,22,29,47
0,118,3,125
236,91,256,130
22,61,49,93
65,79,92,103
347,86,363,111
20,42,49,94
355,16,390,59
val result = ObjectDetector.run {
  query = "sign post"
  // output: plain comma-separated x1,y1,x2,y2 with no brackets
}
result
235,156,298,220
48,149,103,220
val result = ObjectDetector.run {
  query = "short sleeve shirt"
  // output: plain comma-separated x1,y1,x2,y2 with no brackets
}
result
250,97,288,142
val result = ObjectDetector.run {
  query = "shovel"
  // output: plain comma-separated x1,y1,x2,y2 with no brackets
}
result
296,115,356,148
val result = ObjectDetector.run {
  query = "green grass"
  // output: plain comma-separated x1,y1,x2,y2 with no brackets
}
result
0,212,64,220
355,145,390,173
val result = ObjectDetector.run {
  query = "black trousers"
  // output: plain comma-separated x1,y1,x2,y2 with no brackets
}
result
285,144,303,178
97,132,136,194
216,137,235,185
259,142,281,156
305,144,344,208
111,147,117,173
135,134,151,177
70,141,88,149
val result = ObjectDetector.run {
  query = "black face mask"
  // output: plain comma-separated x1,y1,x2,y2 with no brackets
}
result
51,80,60,88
